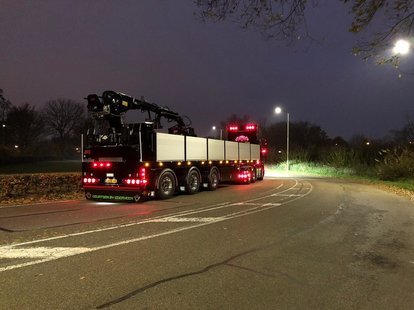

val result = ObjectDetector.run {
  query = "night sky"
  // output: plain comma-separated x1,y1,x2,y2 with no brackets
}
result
1,0,413,139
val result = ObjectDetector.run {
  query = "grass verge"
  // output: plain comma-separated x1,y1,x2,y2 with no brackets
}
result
266,162,414,200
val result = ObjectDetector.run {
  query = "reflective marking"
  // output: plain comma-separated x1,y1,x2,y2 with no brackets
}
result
151,217,223,223
271,194,303,197
233,202,281,207
0,246,90,259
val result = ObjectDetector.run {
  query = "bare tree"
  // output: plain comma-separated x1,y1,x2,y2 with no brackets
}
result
197,0,310,44
343,0,414,62
196,1,414,60
391,117,414,144
0,89,11,123
7,103,44,150
43,99,86,141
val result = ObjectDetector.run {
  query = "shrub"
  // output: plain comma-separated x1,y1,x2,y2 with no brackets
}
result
324,147,355,168
376,148,414,181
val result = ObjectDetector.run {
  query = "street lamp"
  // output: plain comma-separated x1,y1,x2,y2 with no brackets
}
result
393,39,411,55
275,107,290,171
212,125,223,140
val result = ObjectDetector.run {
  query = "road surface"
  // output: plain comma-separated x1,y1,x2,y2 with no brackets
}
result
0,177,414,309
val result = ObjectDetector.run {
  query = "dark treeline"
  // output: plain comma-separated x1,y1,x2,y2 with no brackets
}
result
2,88,414,181
0,89,87,163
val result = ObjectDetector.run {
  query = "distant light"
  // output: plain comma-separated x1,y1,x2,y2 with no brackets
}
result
366,142,370,146
14,145,19,149
212,126,216,130
275,107,282,114
2,124,5,128
393,39,410,55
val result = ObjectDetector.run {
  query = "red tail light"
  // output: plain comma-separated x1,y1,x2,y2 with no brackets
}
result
245,124,256,131
123,167,148,186
261,148,268,154
237,171,251,180
92,162,112,168
228,125,239,131
83,177,98,184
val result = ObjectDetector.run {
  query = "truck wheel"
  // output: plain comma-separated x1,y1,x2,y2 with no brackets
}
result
250,167,256,183
257,167,264,181
207,168,219,191
156,171,176,199
185,168,201,194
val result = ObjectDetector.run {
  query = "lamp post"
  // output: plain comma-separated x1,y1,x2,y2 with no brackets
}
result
212,125,222,140
1,123,5,145
275,107,290,171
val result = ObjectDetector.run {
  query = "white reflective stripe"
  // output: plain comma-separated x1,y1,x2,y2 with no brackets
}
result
0,246,91,259
150,217,223,223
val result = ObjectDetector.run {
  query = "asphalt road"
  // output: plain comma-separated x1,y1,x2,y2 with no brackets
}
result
1,177,414,309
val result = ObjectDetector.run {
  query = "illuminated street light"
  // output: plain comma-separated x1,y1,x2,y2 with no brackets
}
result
275,107,290,171
393,39,411,55
212,125,222,140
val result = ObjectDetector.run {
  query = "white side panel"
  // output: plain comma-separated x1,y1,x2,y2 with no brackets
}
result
208,139,225,161
156,133,185,161
225,141,239,160
186,136,207,161
251,144,260,160
239,143,251,160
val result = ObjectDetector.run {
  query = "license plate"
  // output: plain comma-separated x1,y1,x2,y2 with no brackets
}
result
105,178,118,184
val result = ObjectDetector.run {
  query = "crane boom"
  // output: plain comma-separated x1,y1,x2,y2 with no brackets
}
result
86,90,194,135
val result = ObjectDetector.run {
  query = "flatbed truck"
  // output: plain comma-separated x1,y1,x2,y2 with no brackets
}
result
82,90,265,202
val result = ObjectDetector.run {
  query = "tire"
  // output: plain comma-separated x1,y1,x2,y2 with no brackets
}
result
185,168,201,194
257,167,264,181
250,167,256,183
207,168,219,191
156,171,176,199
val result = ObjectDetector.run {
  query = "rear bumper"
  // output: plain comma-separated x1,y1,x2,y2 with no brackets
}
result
83,185,149,201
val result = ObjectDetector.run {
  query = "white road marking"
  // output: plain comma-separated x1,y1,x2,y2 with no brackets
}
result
0,246,90,259
0,180,313,272
233,202,281,207
151,217,224,223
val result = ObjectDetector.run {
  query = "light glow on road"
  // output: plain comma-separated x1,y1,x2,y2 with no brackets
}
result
0,179,313,272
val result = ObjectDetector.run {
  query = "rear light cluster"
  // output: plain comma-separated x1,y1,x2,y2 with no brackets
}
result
123,168,148,186
92,162,112,168
83,177,98,184
245,124,256,130
124,179,148,185
237,171,251,180
261,148,268,154
228,124,257,132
